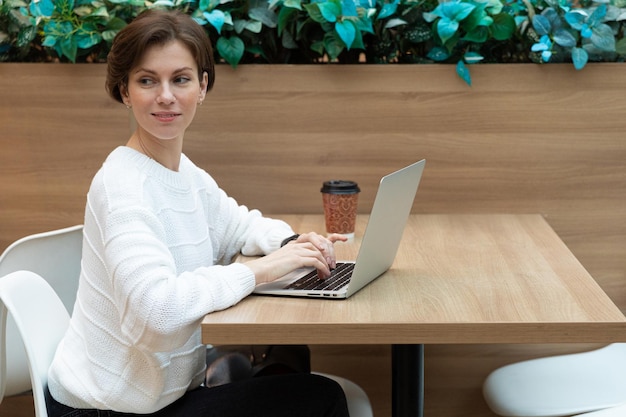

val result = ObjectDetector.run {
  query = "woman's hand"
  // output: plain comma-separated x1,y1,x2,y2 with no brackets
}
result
245,232,348,285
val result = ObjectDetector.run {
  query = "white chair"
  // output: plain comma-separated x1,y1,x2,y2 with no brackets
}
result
483,343,626,417
575,403,626,416
0,225,83,397
314,372,373,417
0,271,70,417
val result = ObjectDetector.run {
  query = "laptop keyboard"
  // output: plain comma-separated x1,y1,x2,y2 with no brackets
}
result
284,263,354,291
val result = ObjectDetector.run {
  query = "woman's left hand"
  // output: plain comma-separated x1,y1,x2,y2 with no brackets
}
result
289,232,348,271
245,232,348,284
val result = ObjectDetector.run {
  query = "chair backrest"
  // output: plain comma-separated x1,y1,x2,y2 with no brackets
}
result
0,225,82,396
0,271,71,417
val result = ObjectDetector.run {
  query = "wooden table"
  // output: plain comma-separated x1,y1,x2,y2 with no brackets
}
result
202,214,626,417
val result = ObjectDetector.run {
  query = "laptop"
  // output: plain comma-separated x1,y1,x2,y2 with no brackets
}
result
253,159,426,299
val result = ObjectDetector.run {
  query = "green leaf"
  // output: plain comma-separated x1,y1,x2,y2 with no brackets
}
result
204,9,226,34
354,14,374,34
405,24,432,43
351,24,365,50
106,17,127,32
60,35,78,62
456,59,471,86
384,18,407,29
532,14,551,36
437,18,460,44
571,46,588,70
335,19,356,49
319,0,341,23
283,0,302,10
216,35,244,67
303,3,325,24
464,25,488,43
74,5,92,17
277,6,297,35
249,6,278,28
442,1,475,22
29,0,54,17
553,28,576,48
590,23,616,52
16,26,36,48
281,28,298,49
431,1,475,44
198,0,215,12
310,40,325,55
76,32,101,49
42,34,57,47
461,8,482,32
234,19,263,34
485,0,503,15
378,0,399,19
490,12,516,41
9,8,32,28
323,31,344,60
463,52,484,63
90,6,109,18
616,38,626,55
427,46,449,61
102,30,117,42
341,0,357,17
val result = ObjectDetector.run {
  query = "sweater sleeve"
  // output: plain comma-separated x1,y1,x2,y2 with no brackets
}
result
97,204,255,353
191,159,295,261
87,150,296,353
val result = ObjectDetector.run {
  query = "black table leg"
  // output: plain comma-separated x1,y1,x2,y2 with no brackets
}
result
392,344,424,417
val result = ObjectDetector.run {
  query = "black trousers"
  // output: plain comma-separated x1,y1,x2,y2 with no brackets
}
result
45,373,349,417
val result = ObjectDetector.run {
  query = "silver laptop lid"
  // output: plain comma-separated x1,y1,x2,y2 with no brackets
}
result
345,159,426,297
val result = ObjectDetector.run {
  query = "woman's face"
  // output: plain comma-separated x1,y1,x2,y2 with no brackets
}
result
122,40,208,143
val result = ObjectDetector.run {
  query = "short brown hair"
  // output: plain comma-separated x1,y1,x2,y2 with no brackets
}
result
105,9,215,104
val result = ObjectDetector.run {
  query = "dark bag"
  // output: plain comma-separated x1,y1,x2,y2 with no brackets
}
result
205,345,310,387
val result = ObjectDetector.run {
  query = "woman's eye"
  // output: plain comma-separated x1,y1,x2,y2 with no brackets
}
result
175,76,191,84
139,78,155,86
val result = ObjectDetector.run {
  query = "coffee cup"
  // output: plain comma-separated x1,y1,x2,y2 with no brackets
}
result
321,180,360,239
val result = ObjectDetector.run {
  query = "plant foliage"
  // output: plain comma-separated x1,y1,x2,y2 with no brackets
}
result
1,0,625,84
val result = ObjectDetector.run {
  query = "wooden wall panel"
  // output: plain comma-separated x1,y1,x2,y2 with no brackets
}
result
0,64,128,240
1,62,624,309
1,63,625,417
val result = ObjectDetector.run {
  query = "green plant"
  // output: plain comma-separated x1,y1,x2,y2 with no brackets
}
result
1,0,625,85
529,0,624,69
0,0,37,61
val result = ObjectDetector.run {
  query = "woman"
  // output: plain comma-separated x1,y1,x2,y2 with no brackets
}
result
46,9,349,417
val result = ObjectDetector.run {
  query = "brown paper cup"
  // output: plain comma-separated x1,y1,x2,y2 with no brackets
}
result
321,180,360,239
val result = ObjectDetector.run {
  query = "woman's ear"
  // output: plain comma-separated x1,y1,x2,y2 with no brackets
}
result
198,72,209,104
120,84,131,107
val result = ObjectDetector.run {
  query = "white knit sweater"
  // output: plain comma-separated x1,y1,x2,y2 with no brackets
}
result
48,147,294,413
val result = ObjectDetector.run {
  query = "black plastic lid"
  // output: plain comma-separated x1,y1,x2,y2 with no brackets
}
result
320,180,360,194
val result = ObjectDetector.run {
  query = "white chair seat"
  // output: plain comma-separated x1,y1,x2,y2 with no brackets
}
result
0,271,71,417
575,403,626,416
314,372,373,417
483,343,626,417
